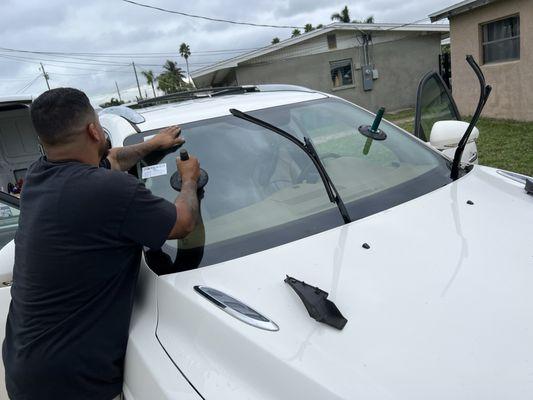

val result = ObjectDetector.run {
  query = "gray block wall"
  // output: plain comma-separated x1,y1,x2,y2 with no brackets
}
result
235,34,442,112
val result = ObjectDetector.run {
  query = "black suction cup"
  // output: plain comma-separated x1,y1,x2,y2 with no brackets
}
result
170,149,209,192
170,170,208,191
358,125,387,140
358,107,387,141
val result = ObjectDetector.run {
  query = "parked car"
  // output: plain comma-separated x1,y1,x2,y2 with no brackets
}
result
0,84,531,399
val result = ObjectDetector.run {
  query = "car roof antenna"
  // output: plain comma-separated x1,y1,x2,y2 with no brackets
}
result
450,55,492,180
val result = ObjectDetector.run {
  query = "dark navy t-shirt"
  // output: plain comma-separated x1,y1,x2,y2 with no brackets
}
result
2,157,176,400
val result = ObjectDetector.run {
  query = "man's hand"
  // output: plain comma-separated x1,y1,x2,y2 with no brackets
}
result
168,153,201,239
177,154,200,184
107,125,185,172
150,125,185,151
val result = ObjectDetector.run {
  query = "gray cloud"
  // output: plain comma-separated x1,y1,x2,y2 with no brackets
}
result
0,0,455,102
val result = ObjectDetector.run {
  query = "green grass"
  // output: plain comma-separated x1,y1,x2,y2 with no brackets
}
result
475,118,533,176
387,109,533,177
384,109,416,121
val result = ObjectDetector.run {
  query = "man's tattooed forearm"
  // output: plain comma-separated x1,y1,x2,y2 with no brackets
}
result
115,143,153,171
180,181,200,223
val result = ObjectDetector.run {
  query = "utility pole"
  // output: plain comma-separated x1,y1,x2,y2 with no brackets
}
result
132,62,142,100
114,81,122,102
40,63,50,90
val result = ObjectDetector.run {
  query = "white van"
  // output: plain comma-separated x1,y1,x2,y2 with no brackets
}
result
0,96,40,249
0,96,41,191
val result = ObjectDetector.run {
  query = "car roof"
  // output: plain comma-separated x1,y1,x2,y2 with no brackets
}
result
0,95,32,107
136,90,329,131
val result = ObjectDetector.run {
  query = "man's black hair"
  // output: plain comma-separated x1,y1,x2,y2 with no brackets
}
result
30,88,95,145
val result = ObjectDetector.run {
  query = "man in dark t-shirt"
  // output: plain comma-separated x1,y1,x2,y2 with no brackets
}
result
2,88,201,399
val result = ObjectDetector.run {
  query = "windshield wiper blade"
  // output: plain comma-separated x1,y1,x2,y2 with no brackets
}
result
303,137,351,223
229,108,351,224
450,55,492,180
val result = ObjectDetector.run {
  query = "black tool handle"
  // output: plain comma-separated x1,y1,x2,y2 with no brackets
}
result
180,149,189,161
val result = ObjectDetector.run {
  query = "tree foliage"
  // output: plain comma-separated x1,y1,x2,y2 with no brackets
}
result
271,37,280,44
100,97,124,108
179,43,191,60
331,6,375,24
179,42,193,87
331,6,351,23
304,23,314,33
353,15,375,23
141,70,157,97
291,29,301,37
157,60,186,94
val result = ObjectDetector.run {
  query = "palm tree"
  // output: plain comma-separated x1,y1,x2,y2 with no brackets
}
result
291,29,301,38
141,70,156,97
331,6,350,23
304,23,314,33
271,37,280,44
163,60,185,87
179,42,192,87
316,24,324,29
157,60,187,94
353,15,375,23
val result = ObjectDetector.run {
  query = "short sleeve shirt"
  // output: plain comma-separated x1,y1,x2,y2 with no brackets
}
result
2,157,176,400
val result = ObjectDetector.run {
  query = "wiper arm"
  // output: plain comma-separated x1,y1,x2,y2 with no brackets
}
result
229,108,351,224
450,55,492,180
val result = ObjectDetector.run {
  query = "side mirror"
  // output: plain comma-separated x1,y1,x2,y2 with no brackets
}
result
430,121,479,151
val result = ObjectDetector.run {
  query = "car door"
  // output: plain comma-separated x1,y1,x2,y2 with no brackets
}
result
0,96,41,194
414,72,479,164
414,72,461,142
0,192,19,398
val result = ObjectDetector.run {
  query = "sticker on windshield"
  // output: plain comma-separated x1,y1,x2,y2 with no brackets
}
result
142,163,167,179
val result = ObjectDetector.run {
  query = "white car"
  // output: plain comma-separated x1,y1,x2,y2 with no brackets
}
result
0,84,531,400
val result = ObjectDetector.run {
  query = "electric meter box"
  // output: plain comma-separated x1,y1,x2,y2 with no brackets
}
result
362,65,373,91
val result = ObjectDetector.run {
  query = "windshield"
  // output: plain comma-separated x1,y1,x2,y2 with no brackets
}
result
124,98,453,272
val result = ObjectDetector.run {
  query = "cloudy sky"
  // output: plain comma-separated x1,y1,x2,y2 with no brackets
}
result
0,0,455,104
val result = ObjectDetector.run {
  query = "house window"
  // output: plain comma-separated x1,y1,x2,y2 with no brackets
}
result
327,34,337,49
481,15,520,64
330,59,353,88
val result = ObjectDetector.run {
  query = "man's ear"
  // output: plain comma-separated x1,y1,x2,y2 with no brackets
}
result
87,122,101,143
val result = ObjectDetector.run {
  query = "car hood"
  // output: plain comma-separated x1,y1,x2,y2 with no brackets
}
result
155,166,533,400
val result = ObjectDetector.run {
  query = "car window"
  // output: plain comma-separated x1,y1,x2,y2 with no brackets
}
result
125,98,453,272
125,116,341,272
414,72,460,142
250,99,446,208
0,201,19,249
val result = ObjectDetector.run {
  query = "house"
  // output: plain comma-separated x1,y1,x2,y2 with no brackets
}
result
191,23,449,112
430,0,532,121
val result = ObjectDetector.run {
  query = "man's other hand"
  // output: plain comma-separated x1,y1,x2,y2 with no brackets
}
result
151,125,184,150
177,155,200,184
169,154,201,239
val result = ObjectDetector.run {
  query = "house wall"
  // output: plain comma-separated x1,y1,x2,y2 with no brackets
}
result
233,32,441,112
450,0,533,121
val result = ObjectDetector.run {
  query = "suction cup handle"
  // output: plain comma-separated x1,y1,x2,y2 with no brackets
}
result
180,149,189,161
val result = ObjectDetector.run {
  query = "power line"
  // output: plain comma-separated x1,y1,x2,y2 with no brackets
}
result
0,51,236,66
120,0,304,29
0,51,131,67
16,74,42,93
0,46,260,57
0,53,127,72
0,54,173,73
